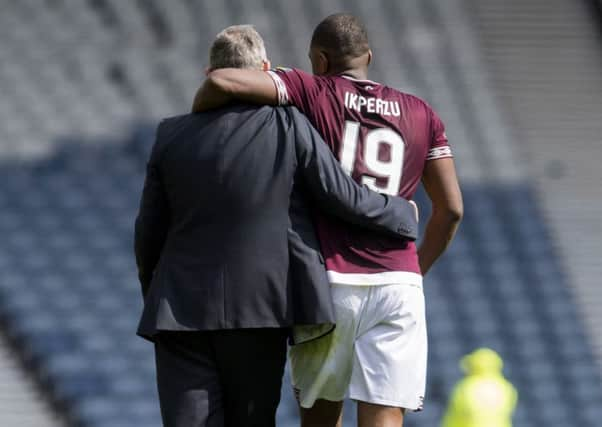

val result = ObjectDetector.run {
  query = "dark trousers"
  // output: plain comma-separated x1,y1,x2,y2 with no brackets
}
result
154,329,288,427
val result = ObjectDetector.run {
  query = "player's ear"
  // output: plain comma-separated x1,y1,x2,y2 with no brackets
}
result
204,66,212,76
262,59,271,71
367,49,373,66
318,51,329,75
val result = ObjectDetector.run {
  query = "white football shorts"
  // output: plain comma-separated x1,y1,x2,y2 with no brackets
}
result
289,283,427,410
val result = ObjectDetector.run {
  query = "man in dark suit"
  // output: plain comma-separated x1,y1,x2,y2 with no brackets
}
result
134,25,418,427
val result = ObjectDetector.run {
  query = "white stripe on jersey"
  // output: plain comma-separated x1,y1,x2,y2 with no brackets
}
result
327,270,423,287
426,146,453,160
267,71,290,105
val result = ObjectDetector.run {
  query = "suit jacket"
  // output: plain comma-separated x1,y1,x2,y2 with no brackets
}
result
134,105,418,341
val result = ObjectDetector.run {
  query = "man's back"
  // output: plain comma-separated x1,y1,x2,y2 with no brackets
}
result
269,68,452,283
157,106,293,274
137,105,300,333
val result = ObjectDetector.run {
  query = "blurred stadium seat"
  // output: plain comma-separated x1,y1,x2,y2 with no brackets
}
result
0,1,601,426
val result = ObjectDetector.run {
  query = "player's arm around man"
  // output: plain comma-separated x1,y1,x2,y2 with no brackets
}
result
288,106,419,239
194,68,277,111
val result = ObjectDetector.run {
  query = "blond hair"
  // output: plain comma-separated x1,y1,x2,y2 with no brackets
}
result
209,25,267,70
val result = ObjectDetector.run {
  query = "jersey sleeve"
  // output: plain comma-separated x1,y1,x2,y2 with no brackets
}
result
267,67,323,116
426,107,453,161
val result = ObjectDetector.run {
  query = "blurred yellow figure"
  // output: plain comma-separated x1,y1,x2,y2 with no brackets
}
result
441,348,518,427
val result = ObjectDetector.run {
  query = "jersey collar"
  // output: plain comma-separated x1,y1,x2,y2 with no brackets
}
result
339,74,381,85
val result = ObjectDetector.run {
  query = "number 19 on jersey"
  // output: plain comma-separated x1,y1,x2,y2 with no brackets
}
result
339,121,405,196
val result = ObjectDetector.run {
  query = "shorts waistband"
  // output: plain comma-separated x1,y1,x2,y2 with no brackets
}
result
326,270,423,287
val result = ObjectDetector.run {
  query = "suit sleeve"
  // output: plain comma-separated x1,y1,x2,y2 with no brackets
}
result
290,108,418,240
134,121,170,296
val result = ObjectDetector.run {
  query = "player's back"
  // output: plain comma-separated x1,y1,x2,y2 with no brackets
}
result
269,68,452,284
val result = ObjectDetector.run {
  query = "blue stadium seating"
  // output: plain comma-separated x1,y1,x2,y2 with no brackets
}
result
0,136,600,427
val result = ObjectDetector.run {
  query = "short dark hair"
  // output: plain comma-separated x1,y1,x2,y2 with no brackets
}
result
310,13,370,60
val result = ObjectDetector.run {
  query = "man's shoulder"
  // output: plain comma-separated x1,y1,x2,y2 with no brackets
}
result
276,106,322,139
205,104,282,120
159,106,307,137
160,105,273,127
277,105,309,121
156,113,198,135
159,113,190,125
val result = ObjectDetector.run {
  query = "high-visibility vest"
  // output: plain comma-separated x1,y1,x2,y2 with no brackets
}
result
441,374,518,427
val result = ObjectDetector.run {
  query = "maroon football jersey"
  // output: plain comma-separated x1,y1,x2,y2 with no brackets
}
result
268,68,452,285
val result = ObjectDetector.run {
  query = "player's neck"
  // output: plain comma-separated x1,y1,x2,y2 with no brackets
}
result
331,53,370,80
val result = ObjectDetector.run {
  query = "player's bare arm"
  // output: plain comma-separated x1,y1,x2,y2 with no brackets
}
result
192,69,278,112
418,157,463,275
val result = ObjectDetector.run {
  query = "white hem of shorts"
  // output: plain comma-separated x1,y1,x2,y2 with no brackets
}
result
349,393,422,412
326,270,423,287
